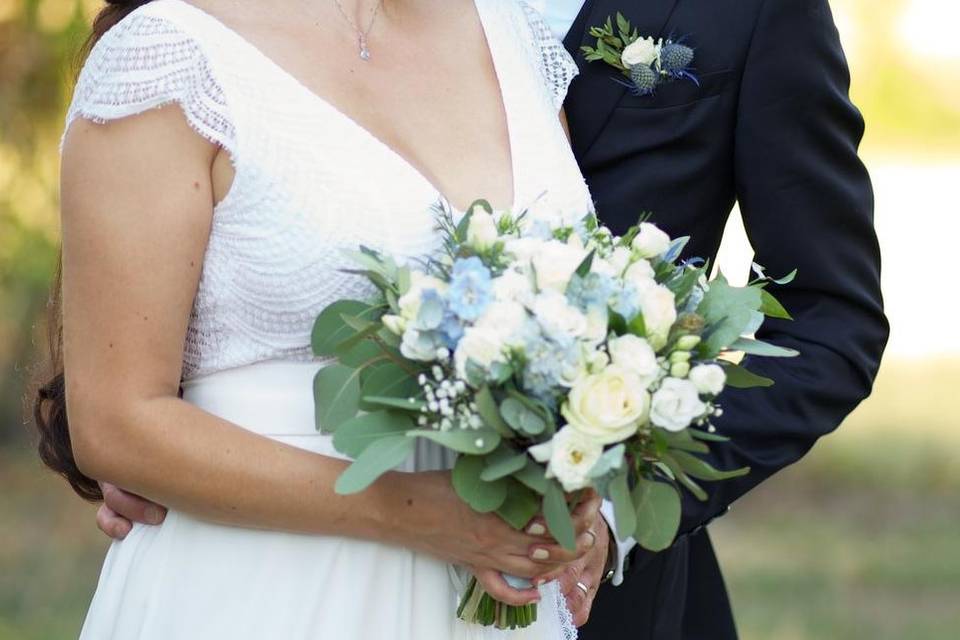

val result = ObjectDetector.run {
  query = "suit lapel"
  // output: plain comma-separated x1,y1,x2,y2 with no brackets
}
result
563,0,682,158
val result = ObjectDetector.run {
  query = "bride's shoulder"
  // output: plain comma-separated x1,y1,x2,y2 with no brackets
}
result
65,0,235,155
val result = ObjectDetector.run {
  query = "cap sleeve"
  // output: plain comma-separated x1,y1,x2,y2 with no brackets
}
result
62,9,235,154
517,1,579,111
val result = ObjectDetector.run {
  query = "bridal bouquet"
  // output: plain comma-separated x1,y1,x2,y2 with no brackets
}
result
311,201,797,630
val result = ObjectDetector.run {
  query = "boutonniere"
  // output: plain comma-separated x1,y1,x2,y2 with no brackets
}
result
581,13,698,96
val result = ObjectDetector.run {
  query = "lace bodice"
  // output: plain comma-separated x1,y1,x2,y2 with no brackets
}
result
64,0,591,381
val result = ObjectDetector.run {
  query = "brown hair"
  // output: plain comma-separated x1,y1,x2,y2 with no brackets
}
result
32,0,156,501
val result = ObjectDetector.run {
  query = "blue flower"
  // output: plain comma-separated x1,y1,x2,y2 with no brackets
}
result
520,330,579,405
413,288,446,331
567,272,614,312
610,281,641,320
448,256,494,321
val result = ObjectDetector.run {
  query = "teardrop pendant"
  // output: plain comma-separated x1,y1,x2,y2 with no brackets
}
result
359,34,371,61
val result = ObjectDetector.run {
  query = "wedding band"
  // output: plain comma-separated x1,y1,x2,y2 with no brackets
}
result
584,529,597,548
575,581,590,596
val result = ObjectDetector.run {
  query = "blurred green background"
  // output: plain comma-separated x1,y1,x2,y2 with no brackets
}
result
1,0,958,638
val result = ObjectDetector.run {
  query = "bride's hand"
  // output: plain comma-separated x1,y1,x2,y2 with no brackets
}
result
392,472,602,605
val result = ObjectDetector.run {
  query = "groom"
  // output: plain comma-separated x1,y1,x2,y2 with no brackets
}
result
546,0,888,637
93,0,888,637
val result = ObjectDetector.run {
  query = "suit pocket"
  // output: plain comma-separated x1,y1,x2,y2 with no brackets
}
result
616,69,733,110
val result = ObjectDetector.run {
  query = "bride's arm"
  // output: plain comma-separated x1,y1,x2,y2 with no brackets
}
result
60,104,595,597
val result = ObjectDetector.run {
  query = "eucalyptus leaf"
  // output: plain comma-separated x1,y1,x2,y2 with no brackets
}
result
760,289,792,320
608,471,637,542
360,362,419,403
334,436,415,495
588,444,626,478
480,448,529,481
729,338,799,358
360,396,425,412
543,482,576,551
333,411,414,458
513,459,549,495
312,300,380,356
670,450,750,482
500,397,546,436
632,479,681,552
408,426,501,454
661,454,708,501
722,362,775,388
313,364,361,433
452,455,508,513
496,481,541,530
475,387,513,438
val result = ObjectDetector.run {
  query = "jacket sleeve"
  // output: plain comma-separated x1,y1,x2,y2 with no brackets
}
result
631,0,889,568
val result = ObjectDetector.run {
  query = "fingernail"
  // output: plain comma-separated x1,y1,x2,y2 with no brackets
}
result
527,522,547,536
532,577,544,587
145,506,163,524
531,548,549,561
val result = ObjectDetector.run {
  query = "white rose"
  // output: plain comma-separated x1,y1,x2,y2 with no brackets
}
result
531,240,587,292
688,364,726,396
621,37,660,68
492,269,535,305
454,326,509,381
636,283,677,351
607,246,633,275
607,334,660,388
503,237,546,265
650,377,707,432
475,301,529,348
562,364,650,445
381,313,406,335
632,222,672,259
465,207,499,251
583,306,610,345
398,272,447,322
589,256,618,278
583,345,610,374
529,426,603,492
533,290,587,339
623,258,656,290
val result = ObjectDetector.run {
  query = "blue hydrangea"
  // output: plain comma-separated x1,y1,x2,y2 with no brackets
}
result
610,281,642,320
567,272,614,312
437,310,465,349
447,257,493,321
520,330,579,405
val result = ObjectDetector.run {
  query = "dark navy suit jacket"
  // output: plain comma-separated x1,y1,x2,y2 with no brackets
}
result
561,1,889,638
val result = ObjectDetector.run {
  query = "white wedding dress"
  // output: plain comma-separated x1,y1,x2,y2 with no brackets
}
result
65,0,593,638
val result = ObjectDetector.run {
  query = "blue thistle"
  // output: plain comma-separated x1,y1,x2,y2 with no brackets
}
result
629,64,658,95
660,43,694,73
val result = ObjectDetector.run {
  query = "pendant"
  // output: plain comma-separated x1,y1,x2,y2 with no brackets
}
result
359,34,371,61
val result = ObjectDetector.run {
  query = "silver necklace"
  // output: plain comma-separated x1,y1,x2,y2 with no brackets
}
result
331,0,384,61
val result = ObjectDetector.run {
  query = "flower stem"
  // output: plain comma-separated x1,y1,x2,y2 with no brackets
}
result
457,576,538,630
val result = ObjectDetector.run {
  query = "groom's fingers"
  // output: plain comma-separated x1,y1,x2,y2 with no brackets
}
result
472,567,541,607
527,530,597,565
101,482,167,525
96,504,132,540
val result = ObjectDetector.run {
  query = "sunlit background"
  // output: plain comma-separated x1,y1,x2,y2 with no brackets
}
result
1,1,958,638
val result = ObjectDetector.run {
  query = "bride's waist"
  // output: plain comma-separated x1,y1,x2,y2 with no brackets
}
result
180,359,455,470
180,359,327,439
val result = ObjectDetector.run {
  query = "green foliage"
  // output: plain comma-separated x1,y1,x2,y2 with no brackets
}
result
332,411,414,458
334,435,416,494
632,479,682,551
542,481,576,551
312,364,361,433
452,455,508,513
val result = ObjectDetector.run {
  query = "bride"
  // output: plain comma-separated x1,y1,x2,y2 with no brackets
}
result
34,0,605,637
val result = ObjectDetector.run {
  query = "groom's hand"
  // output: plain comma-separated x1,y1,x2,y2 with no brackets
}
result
532,508,610,627
96,482,167,539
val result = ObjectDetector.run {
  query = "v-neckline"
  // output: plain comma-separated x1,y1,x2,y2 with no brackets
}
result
168,0,519,214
